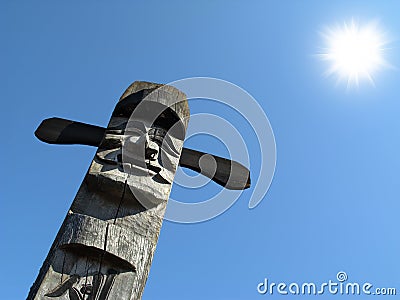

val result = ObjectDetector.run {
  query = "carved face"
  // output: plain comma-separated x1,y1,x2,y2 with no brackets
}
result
124,119,184,208
94,105,185,209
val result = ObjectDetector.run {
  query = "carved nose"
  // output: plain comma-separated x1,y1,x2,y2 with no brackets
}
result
145,148,158,161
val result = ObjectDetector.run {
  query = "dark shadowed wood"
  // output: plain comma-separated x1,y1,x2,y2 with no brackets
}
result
180,148,250,190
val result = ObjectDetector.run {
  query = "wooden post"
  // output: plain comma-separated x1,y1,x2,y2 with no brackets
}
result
28,82,190,299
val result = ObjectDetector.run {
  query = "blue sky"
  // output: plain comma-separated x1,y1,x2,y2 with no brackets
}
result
1,1,400,299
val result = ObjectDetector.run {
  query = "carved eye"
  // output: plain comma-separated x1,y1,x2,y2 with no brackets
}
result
100,136,122,150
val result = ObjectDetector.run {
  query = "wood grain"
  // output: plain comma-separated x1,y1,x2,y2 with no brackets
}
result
28,81,189,299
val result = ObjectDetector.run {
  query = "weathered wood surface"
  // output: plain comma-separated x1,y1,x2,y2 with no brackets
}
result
28,82,189,299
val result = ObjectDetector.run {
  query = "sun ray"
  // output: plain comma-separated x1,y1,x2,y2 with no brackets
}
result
319,19,390,88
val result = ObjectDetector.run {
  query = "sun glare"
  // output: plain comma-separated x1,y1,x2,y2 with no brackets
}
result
320,19,389,87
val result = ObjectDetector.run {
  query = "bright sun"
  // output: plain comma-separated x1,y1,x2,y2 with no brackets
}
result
320,19,389,87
